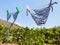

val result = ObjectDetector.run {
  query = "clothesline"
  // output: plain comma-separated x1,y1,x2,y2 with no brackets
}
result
26,1,60,10
37,1,60,8
20,0,60,8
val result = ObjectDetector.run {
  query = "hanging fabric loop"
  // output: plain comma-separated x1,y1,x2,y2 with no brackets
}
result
26,0,57,25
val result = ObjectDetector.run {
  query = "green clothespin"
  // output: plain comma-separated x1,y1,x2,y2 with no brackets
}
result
6,10,9,15
16,7,19,12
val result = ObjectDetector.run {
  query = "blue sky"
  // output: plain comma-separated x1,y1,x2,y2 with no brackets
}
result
0,0,60,28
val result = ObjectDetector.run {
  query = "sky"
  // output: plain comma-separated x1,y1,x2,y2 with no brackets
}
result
0,0,60,28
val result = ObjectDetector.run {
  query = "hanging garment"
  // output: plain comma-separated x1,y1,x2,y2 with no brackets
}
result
5,7,19,44
13,7,19,21
6,7,19,28
32,7,50,25
13,11,19,21
7,10,11,21
26,0,57,25
10,11,19,28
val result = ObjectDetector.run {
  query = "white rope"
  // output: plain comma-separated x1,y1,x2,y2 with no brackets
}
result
28,1,60,10
57,1,60,3
39,1,60,7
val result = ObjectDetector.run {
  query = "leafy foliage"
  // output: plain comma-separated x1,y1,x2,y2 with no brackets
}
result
0,25,60,45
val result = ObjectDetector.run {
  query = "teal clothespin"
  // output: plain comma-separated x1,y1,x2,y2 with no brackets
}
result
16,7,19,12
6,10,9,15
